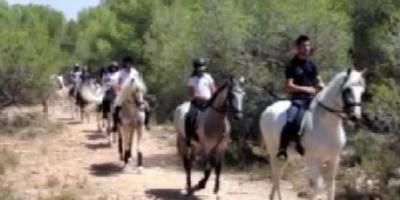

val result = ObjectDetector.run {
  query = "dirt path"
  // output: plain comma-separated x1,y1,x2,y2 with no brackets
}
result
1,108,301,200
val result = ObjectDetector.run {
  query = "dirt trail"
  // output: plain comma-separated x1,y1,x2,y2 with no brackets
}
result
1,108,301,200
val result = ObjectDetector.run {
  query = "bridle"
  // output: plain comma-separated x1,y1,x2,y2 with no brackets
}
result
210,83,243,116
317,69,363,120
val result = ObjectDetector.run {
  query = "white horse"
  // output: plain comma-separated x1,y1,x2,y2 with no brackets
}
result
79,79,105,127
260,69,365,200
114,72,147,171
43,75,70,115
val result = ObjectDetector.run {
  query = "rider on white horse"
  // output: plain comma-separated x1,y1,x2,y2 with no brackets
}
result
102,61,120,87
185,57,216,148
277,35,325,161
69,63,82,102
111,56,149,132
100,61,120,119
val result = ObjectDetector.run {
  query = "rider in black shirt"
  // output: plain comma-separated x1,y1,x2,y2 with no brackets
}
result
277,35,325,161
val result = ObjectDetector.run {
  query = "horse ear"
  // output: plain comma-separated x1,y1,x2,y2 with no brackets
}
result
346,68,352,76
239,76,245,84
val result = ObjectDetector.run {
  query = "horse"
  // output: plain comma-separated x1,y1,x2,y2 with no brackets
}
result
43,75,70,115
173,76,245,196
260,68,366,200
78,79,105,126
114,72,147,171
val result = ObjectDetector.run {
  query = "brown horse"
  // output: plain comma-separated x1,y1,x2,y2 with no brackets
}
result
174,76,245,196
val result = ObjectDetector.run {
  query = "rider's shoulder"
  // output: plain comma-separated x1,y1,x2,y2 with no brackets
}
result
203,73,213,80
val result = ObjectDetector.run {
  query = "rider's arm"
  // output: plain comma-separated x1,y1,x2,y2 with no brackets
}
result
284,78,316,94
208,75,216,93
284,64,316,94
187,77,198,100
188,86,196,100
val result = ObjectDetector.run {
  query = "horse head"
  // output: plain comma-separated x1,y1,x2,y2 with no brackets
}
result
338,68,366,122
126,76,147,109
227,76,246,120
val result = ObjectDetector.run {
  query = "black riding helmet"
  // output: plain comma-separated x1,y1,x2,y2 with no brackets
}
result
73,63,80,72
109,61,119,72
193,57,208,70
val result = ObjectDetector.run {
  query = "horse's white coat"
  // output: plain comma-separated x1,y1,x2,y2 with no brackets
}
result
115,69,147,167
260,69,365,200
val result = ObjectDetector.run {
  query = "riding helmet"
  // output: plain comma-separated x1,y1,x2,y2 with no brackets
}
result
193,57,208,70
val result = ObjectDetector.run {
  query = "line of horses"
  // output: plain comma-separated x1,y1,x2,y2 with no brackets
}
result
46,68,365,200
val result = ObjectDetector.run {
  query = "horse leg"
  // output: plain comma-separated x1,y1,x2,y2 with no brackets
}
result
307,159,324,200
136,123,144,168
214,159,222,195
269,155,284,200
326,156,339,200
118,130,123,161
122,127,133,165
192,160,212,192
183,152,193,195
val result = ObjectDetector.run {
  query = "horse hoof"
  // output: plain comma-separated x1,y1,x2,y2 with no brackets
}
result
184,188,193,196
136,166,143,174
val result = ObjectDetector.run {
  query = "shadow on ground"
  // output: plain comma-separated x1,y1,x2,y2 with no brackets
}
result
85,142,111,150
89,162,124,176
145,188,202,200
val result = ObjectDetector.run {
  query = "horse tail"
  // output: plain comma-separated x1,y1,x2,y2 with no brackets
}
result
80,84,104,104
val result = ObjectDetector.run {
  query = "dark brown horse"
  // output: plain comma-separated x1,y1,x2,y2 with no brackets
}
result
174,76,245,196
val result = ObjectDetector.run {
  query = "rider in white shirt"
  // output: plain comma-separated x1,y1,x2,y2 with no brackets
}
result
101,61,120,119
111,56,146,132
185,57,216,147
69,63,82,102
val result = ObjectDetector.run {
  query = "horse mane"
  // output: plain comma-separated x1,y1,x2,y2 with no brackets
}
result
80,82,104,104
118,75,147,104
207,81,230,107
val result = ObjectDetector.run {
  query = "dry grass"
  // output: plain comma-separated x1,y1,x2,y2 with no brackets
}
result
0,112,64,139
0,149,18,175
0,149,18,200
38,189,78,200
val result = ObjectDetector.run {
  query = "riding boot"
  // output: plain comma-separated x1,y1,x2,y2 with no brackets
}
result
295,134,305,156
111,106,121,132
185,114,193,147
144,108,151,131
277,124,293,161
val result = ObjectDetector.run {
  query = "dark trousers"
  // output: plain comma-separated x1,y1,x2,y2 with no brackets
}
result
279,98,312,154
102,88,116,119
185,99,208,146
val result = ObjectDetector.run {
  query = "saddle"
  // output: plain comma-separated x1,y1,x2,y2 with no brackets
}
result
185,99,209,144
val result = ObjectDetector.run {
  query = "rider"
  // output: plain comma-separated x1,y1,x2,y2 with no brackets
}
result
111,56,148,132
101,61,120,119
102,61,120,87
276,35,325,161
185,57,216,147
80,65,91,82
69,63,82,102
70,63,82,87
